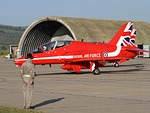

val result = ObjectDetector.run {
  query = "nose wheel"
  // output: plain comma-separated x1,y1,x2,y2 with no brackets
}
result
93,68,101,75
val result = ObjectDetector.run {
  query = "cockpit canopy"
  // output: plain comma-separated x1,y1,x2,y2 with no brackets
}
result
33,40,72,53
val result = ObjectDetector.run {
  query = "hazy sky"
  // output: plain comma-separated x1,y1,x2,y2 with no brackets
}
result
0,0,149,26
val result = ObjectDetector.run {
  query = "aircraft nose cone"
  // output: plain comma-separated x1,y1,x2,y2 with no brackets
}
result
14,59,18,64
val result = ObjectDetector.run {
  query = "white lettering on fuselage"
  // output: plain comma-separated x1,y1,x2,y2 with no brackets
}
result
73,55,83,58
73,53,101,59
85,53,101,58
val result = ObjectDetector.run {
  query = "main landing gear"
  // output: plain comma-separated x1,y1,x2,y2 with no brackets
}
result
92,68,101,75
90,62,101,75
114,62,119,67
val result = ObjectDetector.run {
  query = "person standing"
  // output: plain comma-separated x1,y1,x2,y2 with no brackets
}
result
21,53,35,109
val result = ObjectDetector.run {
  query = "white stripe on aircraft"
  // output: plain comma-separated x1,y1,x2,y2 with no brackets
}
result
108,35,130,57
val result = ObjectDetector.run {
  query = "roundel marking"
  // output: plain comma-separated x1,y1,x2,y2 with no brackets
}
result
103,52,108,58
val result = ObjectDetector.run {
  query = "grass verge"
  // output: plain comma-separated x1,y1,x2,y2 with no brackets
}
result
0,106,44,113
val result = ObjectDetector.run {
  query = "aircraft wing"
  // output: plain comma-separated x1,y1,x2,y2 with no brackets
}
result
65,57,123,63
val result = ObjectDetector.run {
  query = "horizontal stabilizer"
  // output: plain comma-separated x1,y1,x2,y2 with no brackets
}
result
127,48,150,52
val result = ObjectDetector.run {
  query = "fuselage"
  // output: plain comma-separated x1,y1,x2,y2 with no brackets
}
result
14,40,137,67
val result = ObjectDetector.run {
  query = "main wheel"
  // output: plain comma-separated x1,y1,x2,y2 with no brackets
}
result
114,62,119,67
93,68,101,75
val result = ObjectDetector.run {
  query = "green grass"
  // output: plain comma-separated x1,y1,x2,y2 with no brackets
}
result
0,50,9,57
0,106,44,113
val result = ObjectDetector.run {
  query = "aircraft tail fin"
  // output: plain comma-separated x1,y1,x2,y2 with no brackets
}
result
108,22,133,46
107,22,149,56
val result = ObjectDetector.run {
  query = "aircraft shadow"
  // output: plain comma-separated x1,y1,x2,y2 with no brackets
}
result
102,68,144,74
36,72,74,76
104,63,144,68
33,97,64,108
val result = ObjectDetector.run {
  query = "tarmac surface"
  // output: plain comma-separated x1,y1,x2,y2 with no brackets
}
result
0,58,150,113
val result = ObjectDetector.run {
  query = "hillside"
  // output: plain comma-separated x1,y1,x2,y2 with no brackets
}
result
0,25,25,50
60,17,150,44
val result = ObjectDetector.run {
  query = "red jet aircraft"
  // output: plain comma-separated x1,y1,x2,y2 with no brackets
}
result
14,22,148,75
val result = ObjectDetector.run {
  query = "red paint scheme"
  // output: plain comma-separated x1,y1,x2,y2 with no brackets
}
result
14,22,148,74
